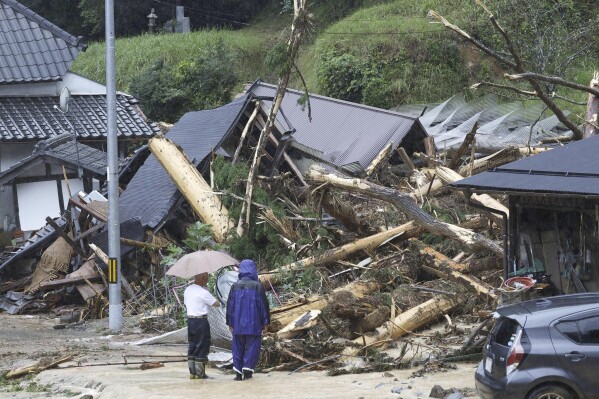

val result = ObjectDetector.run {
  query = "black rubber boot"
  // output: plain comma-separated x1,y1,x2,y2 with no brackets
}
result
234,372,243,381
194,361,207,379
188,360,197,379
243,370,253,380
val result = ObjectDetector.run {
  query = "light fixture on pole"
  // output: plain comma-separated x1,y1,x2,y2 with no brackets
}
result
55,87,83,178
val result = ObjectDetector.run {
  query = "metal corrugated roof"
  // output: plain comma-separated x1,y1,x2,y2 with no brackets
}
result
0,0,85,84
119,94,251,229
247,81,423,173
452,135,599,196
0,94,160,141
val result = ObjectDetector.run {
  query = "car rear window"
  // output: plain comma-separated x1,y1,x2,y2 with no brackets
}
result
493,317,520,346
556,320,580,343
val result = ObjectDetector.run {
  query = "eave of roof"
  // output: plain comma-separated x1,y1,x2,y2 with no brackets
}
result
451,135,599,197
0,135,109,185
0,94,160,141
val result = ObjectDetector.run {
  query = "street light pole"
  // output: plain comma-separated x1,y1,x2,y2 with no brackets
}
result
105,0,122,332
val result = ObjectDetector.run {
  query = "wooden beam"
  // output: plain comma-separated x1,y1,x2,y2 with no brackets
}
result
38,275,102,290
45,217,87,258
396,147,415,171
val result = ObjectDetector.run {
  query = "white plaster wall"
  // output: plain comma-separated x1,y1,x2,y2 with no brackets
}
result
16,178,83,231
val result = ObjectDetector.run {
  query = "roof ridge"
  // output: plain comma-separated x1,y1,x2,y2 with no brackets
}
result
1,0,87,51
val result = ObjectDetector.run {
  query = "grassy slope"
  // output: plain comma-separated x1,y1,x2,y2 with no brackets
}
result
71,0,597,116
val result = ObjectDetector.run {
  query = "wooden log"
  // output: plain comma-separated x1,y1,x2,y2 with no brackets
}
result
365,142,393,177
306,166,503,256
584,72,599,139
259,222,421,285
424,137,436,168
343,295,459,356
270,281,380,330
120,237,166,252
148,135,233,242
427,166,509,225
415,240,498,302
448,122,477,170
458,147,520,176
396,147,415,171
232,100,260,163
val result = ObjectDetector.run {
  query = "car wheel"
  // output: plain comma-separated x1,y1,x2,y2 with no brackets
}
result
527,385,574,399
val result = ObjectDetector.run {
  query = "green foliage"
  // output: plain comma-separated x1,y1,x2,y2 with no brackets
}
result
211,156,295,268
159,244,185,267
129,39,238,122
265,42,292,77
182,222,228,251
314,1,468,107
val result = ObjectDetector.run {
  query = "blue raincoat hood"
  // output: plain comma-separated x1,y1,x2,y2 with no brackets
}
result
239,259,258,281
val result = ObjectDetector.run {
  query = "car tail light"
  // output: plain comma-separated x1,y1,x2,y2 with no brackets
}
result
506,330,524,375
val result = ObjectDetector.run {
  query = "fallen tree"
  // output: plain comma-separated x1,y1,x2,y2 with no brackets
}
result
149,135,233,242
305,166,502,256
259,221,422,285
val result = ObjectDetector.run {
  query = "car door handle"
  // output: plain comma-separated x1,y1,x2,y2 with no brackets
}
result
565,352,586,361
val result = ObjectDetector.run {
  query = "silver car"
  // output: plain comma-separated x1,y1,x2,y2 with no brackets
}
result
475,293,599,399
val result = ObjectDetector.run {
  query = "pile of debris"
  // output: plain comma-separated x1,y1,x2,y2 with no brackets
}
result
0,77,587,375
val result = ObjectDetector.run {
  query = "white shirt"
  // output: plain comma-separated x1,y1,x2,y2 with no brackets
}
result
184,284,217,316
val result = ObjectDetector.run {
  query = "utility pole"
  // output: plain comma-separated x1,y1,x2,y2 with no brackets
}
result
105,0,122,332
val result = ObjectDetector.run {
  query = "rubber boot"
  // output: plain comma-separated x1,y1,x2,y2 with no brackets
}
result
243,370,253,380
194,361,207,379
188,360,197,379
234,372,243,381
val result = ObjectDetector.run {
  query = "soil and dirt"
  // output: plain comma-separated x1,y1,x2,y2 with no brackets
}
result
0,314,478,399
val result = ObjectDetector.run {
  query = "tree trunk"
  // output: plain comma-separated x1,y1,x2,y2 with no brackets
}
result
343,295,459,356
148,135,233,242
236,0,309,237
306,166,503,256
259,222,421,285
457,147,520,176
584,72,599,139
415,240,498,302
428,166,509,225
270,281,380,330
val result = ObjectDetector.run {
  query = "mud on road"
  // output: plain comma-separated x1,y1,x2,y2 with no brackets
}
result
0,314,478,399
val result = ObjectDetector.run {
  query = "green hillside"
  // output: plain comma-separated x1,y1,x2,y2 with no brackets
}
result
71,0,598,122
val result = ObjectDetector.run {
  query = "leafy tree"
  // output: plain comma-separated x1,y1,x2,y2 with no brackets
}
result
130,39,238,122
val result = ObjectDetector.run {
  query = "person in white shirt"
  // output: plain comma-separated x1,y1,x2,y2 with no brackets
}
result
183,272,220,379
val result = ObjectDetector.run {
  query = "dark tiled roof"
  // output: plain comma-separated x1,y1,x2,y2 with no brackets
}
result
0,133,109,185
452,135,599,196
0,0,86,84
0,94,161,141
119,95,251,229
247,81,424,174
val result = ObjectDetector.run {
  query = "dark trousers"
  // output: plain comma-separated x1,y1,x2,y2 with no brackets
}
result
188,318,211,362
232,334,261,373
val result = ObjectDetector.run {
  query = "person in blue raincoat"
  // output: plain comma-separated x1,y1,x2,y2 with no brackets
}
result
226,259,270,381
